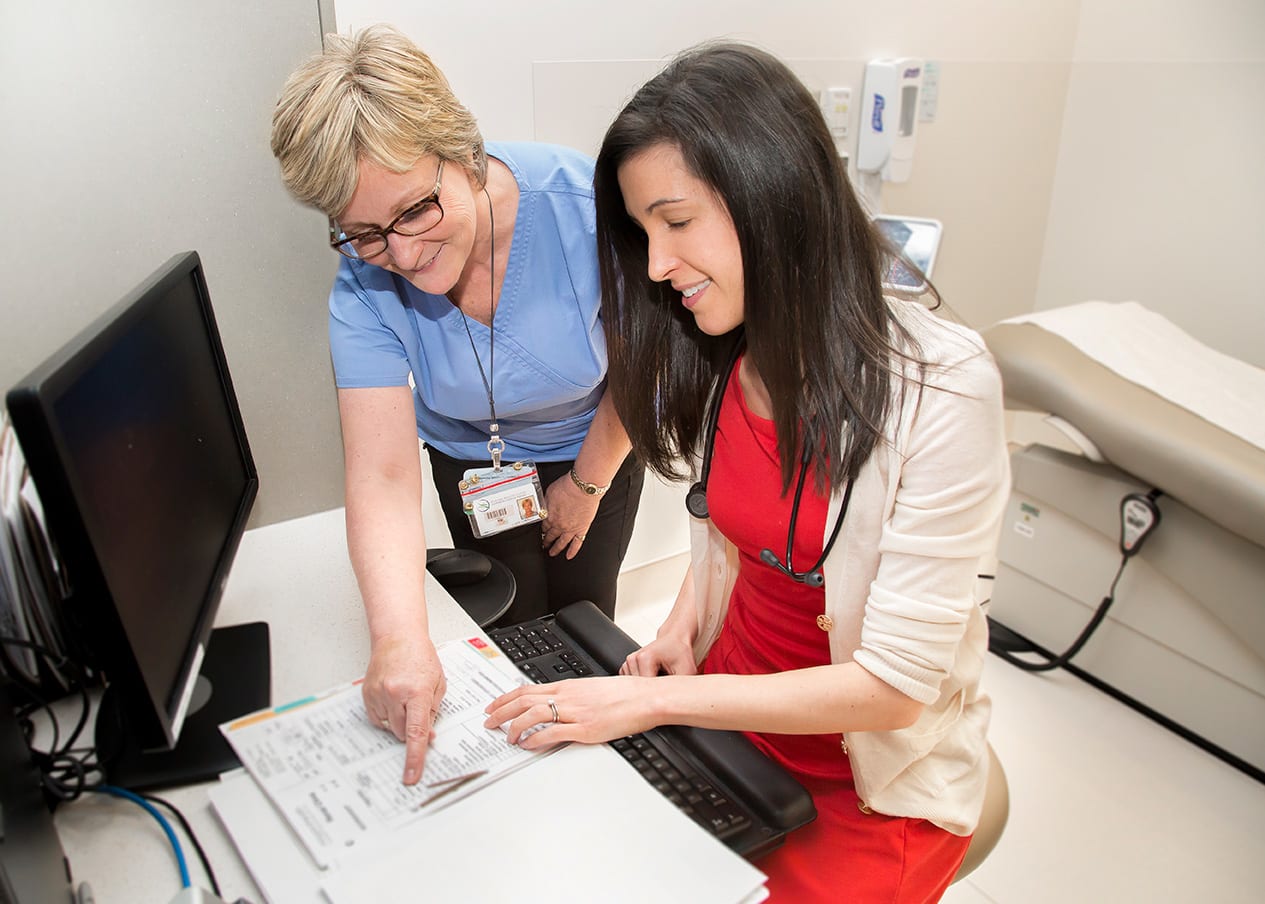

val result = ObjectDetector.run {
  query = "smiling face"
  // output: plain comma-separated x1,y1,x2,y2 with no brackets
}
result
337,155,481,294
616,143,745,336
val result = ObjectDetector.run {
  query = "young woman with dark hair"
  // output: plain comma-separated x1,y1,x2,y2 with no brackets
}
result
487,43,1010,901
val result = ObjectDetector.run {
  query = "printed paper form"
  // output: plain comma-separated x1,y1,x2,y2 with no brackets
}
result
220,636,546,869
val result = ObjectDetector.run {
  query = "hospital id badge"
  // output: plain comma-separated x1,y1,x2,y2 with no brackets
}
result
460,460,546,539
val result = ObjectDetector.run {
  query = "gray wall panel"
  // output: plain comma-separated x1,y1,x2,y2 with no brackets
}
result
1,1,345,526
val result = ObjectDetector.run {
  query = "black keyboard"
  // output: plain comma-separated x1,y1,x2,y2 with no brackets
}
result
609,735,753,840
490,621,595,683
487,602,816,859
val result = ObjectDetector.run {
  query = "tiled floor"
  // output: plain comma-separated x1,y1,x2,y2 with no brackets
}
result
614,555,1265,904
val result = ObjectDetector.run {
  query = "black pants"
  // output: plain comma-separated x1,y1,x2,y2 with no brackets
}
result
426,447,644,626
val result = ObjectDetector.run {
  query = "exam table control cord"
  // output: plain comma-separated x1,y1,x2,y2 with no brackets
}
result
989,489,1164,673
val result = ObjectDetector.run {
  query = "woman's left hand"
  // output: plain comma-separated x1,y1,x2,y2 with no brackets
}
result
483,676,657,748
540,473,600,558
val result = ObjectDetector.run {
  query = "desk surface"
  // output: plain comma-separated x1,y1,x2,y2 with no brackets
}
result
53,507,481,904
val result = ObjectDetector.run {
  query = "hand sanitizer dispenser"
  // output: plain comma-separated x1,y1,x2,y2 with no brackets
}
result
857,58,924,183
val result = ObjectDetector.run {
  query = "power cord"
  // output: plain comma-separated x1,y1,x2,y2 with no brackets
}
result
2,636,226,899
145,792,224,897
988,489,1163,672
94,785,192,888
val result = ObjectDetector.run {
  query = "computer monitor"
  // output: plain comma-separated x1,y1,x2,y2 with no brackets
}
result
5,251,269,790
873,214,943,292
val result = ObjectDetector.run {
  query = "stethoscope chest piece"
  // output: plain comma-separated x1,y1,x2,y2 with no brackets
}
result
685,482,710,519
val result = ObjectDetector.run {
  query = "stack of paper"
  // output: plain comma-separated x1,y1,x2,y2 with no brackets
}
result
0,413,75,690
212,637,768,903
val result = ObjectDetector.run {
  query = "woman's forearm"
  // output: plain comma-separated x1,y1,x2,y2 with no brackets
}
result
569,389,632,488
653,661,924,736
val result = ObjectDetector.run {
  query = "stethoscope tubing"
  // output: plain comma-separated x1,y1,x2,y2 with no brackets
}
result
686,336,851,586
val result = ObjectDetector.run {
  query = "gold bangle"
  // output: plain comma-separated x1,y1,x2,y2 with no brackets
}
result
570,467,609,497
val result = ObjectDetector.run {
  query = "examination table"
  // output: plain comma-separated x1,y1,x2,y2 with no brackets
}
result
982,302,1265,779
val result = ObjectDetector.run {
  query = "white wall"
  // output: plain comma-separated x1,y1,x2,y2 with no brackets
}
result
1035,0,1265,367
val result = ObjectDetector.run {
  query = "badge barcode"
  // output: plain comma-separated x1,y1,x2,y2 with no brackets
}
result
488,507,508,519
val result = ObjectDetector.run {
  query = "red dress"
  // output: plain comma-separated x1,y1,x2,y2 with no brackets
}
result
701,359,970,903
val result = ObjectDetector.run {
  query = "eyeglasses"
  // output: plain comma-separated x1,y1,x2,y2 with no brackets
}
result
329,160,445,261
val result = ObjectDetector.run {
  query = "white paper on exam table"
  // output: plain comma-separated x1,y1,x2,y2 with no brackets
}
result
219,636,543,870
321,741,769,904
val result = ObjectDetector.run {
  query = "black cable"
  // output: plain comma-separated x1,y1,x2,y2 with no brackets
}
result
4,634,226,892
144,793,223,896
990,556,1128,672
2,634,98,802
988,488,1163,673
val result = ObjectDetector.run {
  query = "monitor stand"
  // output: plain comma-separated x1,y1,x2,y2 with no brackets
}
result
95,621,271,791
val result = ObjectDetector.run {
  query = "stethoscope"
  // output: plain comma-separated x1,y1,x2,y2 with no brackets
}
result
685,337,853,588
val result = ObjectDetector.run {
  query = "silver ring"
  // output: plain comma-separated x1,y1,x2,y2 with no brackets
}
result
547,698,559,723
380,718,391,728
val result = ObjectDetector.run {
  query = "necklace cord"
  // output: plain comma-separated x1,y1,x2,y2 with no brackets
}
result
457,186,502,466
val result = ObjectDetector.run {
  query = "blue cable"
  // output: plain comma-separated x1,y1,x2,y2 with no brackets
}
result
95,785,191,888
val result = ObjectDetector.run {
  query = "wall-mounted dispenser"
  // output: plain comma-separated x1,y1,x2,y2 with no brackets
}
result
856,58,924,183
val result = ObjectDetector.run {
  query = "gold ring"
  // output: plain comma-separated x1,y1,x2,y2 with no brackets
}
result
380,718,391,728
576,534,586,542
548,698,559,723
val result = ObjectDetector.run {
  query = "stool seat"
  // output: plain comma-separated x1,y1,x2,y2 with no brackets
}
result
954,743,1009,882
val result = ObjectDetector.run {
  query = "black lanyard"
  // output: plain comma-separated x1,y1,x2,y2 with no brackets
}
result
457,186,503,468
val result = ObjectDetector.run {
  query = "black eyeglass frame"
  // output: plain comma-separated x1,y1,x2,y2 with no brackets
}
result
329,159,446,260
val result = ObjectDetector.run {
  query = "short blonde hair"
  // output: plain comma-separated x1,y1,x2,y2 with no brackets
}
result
271,24,486,219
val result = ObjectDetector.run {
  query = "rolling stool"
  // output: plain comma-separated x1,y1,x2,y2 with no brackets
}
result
953,743,1010,882
425,548,517,629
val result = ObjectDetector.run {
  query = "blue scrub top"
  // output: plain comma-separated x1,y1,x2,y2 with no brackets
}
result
328,142,606,462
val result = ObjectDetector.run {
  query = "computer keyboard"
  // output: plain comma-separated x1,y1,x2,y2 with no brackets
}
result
489,621,594,683
609,735,753,840
490,620,753,840
486,604,816,858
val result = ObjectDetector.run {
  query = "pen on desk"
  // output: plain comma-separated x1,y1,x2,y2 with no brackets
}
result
420,770,487,809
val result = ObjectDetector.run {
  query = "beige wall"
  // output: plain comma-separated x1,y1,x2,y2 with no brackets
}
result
1035,0,1265,367
1,2,344,529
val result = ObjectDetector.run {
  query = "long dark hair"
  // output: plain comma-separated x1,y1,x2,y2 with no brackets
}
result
595,42,926,492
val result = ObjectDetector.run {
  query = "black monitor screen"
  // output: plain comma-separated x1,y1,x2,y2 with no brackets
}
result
53,271,248,717
6,251,265,788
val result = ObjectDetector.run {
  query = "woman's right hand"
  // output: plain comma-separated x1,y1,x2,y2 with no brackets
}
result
362,634,447,785
620,631,698,678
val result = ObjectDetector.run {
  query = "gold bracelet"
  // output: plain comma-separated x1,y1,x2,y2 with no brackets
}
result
569,467,610,497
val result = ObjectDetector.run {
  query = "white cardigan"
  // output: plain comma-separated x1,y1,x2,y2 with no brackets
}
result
687,302,1010,836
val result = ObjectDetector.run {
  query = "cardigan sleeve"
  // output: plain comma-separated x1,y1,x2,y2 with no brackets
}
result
852,343,1010,703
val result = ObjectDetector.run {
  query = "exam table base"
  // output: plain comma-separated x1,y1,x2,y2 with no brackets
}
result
989,445,1265,780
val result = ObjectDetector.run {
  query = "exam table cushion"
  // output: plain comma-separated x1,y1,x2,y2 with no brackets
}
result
982,321,1265,549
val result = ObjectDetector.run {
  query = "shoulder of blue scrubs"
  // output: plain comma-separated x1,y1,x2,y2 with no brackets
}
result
486,140,596,197
485,141,597,240
327,257,418,390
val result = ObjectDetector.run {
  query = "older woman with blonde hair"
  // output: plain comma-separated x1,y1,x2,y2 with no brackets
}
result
271,24,641,786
